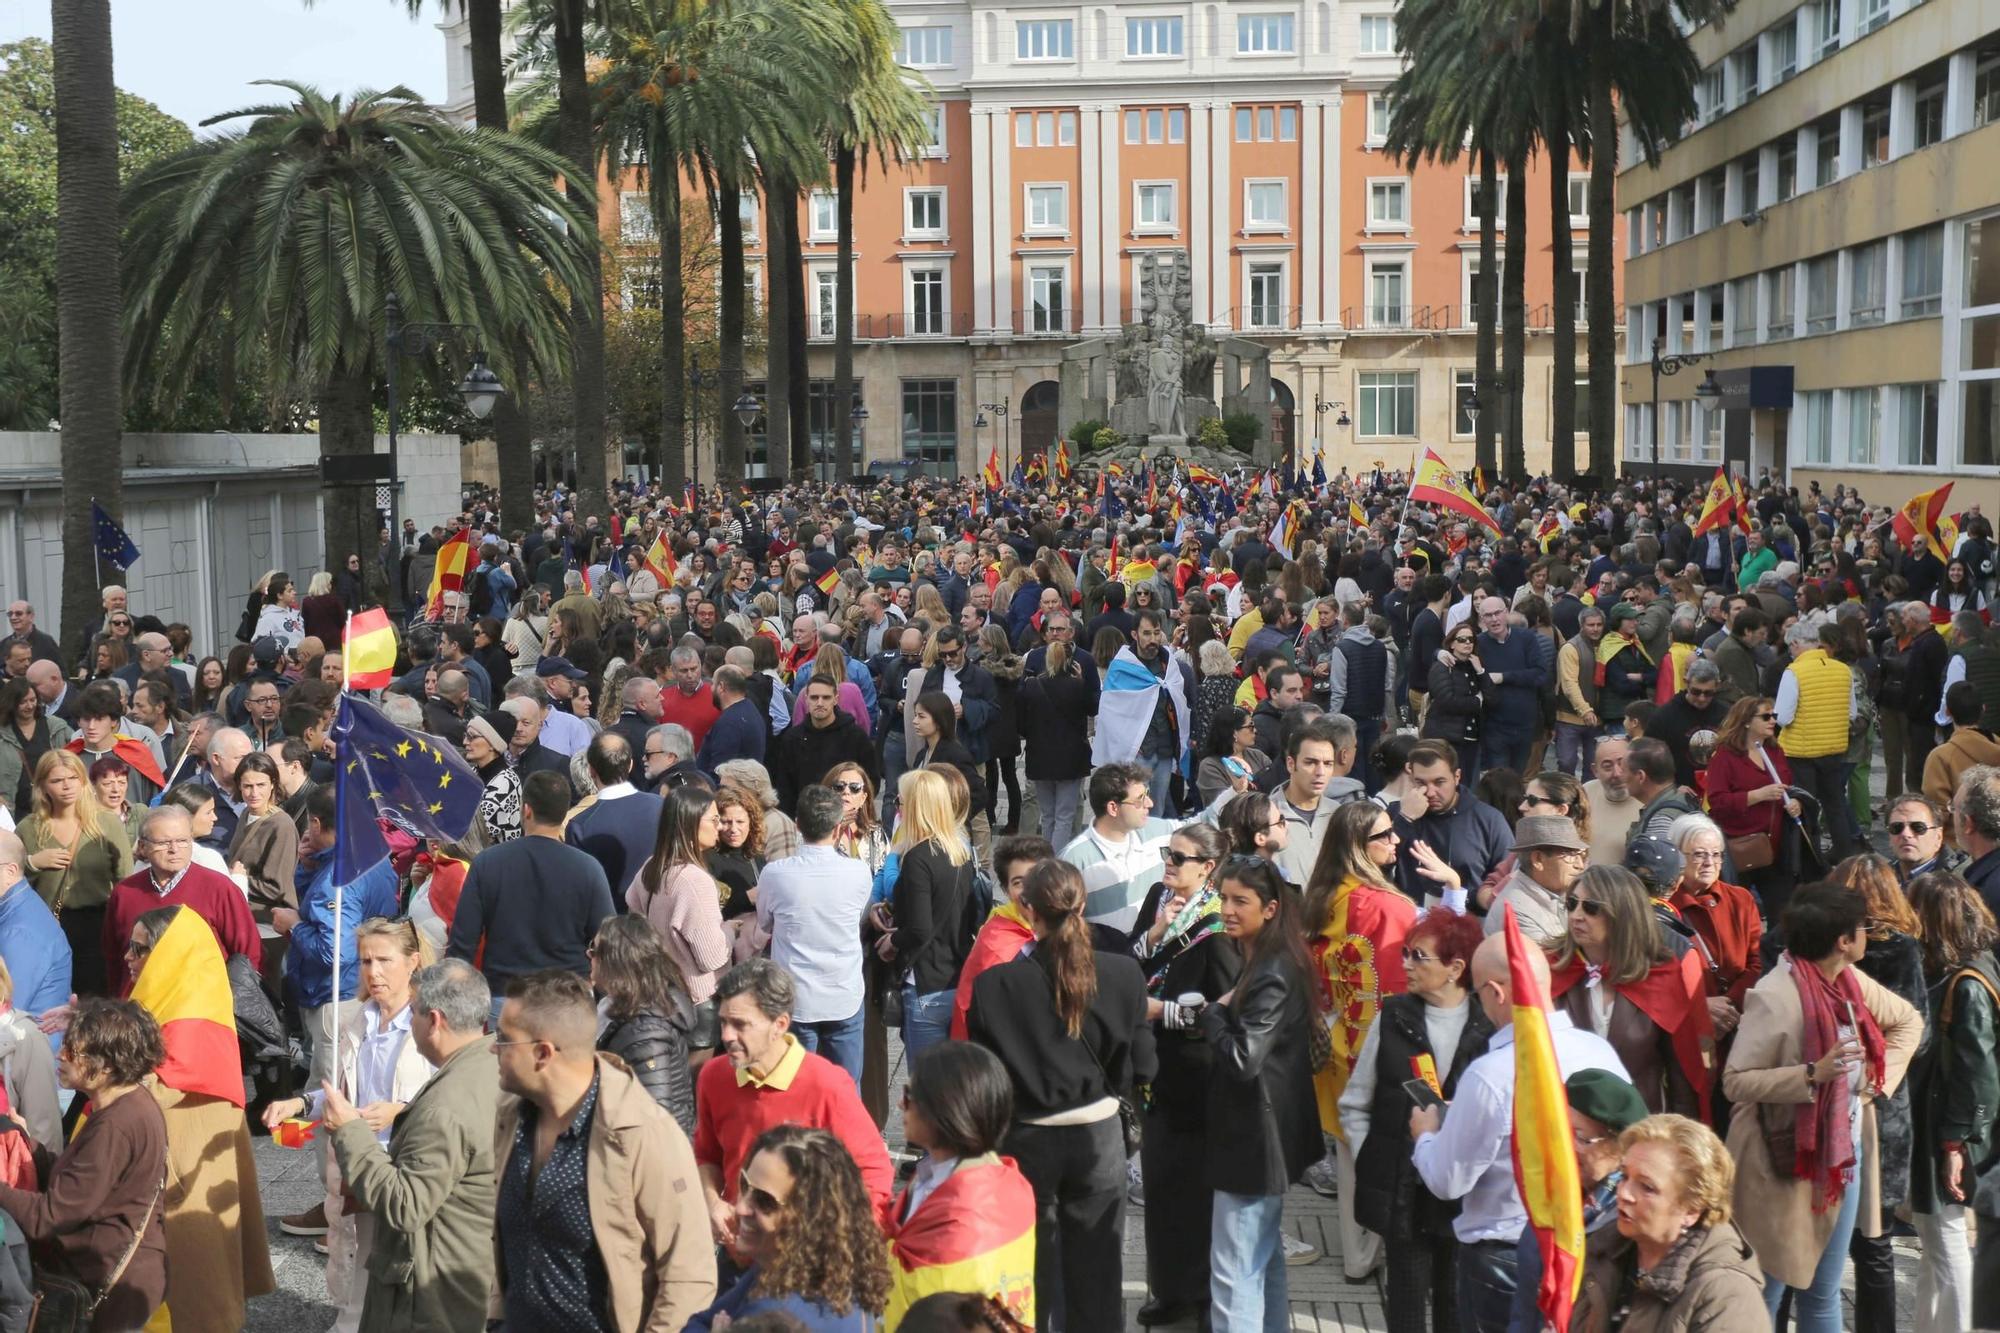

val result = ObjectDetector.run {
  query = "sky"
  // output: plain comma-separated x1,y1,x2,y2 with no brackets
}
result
1,0,446,131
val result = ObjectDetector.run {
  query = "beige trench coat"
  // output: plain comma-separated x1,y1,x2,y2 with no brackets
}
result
1721,958,1922,1291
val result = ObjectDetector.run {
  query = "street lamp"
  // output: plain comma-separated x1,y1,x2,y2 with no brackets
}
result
1462,392,1482,439
385,289,506,535
688,355,718,498
734,392,763,430
979,401,1011,477
847,403,870,483
1648,346,1712,484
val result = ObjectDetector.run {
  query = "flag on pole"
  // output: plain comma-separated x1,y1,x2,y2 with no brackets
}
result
424,528,473,619
1054,439,1072,483
1409,449,1503,535
1730,474,1756,535
1349,498,1368,527
1269,502,1298,561
983,449,1003,491
1690,466,1736,538
1505,905,1587,1331
1187,463,1220,486
1146,470,1158,512
343,608,398,691
91,502,141,570
1893,482,1955,563
643,532,678,586
331,693,483,887
1472,464,1488,497
1312,451,1328,490
816,566,842,597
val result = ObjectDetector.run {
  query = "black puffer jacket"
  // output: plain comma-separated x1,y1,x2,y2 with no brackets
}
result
1856,929,1930,1209
599,998,697,1136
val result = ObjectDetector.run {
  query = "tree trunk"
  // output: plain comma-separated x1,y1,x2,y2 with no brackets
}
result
1587,0,1618,484
1548,96,1578,483
555,0,608,520
784,189,810,476
320,358,381,591
53,0,123,668
832,143,857,480
1475,145,1499,481
657,178,687,491
468,0,536,535
1502,141,1529,485
762,177,793,483
717,173,747,485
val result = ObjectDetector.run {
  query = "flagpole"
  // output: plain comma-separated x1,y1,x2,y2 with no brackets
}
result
91,495,101,592
342,612,352,695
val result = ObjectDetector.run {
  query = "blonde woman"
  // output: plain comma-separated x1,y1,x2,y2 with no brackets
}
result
18,749,131,997
1042,546,1078,605
300,570,347,646
260,918,435,1333
911,583,950,631
883,769,976,1060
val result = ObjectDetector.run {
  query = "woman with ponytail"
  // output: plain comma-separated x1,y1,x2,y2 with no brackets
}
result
1201,855,1323,1332
966,858,1157,1333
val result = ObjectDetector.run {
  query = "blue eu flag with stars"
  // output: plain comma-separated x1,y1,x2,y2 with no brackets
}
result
332,693,482,884
91,503,140,570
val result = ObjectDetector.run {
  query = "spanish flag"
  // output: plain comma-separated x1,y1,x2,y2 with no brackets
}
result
1187,463,1221,486
1053,438,1072,482
425,527,472,619
1473,463,1488,496
131,906,244,1107
343,608,398,691
1730,474,1756,535
884,1156,1038,1330
816,565,843,596
1505,905,1585,1330
1349,497,1368,527
1690,465,1736,538
982,448,1003,491
1535,510,1563,552
643,532,678,585
1410,448,1502,535
1894,481,1955,563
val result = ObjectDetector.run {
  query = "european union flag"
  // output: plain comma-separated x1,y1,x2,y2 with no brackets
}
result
606,546,629,583
91,503,140,570
1312,453,1328,488
332,694,482,884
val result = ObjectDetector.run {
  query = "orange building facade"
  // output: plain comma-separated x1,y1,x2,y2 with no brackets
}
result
443,3,1625,480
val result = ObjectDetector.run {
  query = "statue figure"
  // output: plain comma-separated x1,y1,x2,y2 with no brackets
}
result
1113,323,1147,399
1147,318,1186,438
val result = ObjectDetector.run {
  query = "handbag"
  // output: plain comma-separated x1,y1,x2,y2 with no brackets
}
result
1725,831,1775,872
29,1174,164,1333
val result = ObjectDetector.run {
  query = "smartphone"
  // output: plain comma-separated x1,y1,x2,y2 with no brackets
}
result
1221,756,1251,780
1402,1078,1445,1112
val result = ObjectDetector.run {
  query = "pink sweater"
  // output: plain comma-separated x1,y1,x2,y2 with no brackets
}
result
626,859,731,1003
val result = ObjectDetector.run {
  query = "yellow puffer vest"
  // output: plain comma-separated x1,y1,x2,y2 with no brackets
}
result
1780,649,1852,759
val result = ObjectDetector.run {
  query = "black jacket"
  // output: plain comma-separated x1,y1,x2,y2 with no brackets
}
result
1200,952,1323,1196
968,948,1158,1120
768,712,879,809
890,839,979,995
1856,928,1930,1209
1912,951,2000,1214
1017,667,1095,781
1422,654,1494,745
1132,885,1241,1132
599,1000,697,1137
914,737,988,816
1353,993,1495,1240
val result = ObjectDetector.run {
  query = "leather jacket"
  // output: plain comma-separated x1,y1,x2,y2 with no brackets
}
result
599,997,697,1137
1199,953,1323,1196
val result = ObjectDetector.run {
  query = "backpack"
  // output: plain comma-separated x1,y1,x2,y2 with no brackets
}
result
465,566,495,617
960,864,997,948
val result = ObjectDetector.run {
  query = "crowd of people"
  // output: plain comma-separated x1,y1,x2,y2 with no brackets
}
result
0,458,1998,1333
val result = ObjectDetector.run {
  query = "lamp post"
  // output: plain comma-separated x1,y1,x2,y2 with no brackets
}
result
978,401,1010,477
848,402,870,484
384,289,505,535
1648,345,1719,485
1311,395,1350,471
733,390,763,488
1462,392,1481,441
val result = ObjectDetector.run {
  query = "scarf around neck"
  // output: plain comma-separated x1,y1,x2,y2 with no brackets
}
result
1788,953,1886,1212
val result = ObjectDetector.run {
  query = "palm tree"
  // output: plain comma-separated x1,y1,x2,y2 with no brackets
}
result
1536,23,1585,481
121,84,590,579
52,0,123,664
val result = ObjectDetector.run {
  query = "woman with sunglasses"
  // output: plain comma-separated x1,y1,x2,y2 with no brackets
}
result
687,1125,892,1332
1300,802,1422,1283
1200,855,1322,1331
1420,623,1494,788
1339,907,1493,1333
1197,705,1270,808
1705,694,1803,937
1550,866,1712,1120
1128,821,1238,1329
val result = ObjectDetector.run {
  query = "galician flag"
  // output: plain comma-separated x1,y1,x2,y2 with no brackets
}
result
1092,645,1189,770
1505,905,1587,1331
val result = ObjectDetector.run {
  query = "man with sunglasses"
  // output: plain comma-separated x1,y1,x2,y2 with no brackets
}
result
1887,794,1963,882
1647,659,1729,787
2,602,60,672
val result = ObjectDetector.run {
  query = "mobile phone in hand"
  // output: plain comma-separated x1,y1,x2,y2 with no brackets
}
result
1402,1078,1444,1112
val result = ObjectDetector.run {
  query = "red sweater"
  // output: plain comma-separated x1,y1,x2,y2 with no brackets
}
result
693,1036,894,1220
1703,742,1792,842
101,864,261,995
657,684,722,753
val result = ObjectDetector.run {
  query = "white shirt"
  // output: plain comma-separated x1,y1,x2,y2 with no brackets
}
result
756,844,872,1022
1774,660,1860,727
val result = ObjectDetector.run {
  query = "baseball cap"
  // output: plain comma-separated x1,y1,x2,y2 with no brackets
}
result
1623,835,1685,889
250,635,285,666
535,656,588,681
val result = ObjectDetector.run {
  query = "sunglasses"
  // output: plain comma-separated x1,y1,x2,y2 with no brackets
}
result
1888,820,1933,836
1520,793,1562,809
1756,712,1778,722
1400,946,1437,966
1563,895,1607,917
1367,827,1399,843
1163,848,1214,868
738,1169,786,1215
833,780,868,794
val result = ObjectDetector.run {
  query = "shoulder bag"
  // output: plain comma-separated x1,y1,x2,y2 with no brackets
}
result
29,1174,164,1333
1726,747,1785,873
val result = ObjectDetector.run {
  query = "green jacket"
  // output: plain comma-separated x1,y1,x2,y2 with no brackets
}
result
1736,546,1776,593
331,1034,500,1333
0,714,71,815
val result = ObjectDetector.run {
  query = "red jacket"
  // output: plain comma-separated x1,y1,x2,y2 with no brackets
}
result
1668,879,1764,1007
1703,741,1792,842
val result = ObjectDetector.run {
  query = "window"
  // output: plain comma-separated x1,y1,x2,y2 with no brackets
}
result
1366,179,1406,228
1465,175,1507,228
1731,46,1759,106
1849,241,1886,326
1126,107,1186,143
621,258,662,310
1768,265,1796,338
1812,115,1841,189
1358,14,1394,53
897,26,952,67
1016,111,1077,147
1814,0,1840,57
1574,377,1594,438
1698,168,1726,231
909,268,947,335
1699,68,1725,123
1901,225,1944,317
1280,107,1297,140
1860,97,1891,169
808,191,837,241
922,104,947,156
1234,103,1296,141
1567,175,1588,227
1367,93,1391,146
1980,53,2000,130
906,189,945,238
1805,255,1837,333
1770,22,1798,82
1798,389,1834,463
1027,266,1066,332
1126,17,1183,55
1237,14,1295,53
1914,77,1946,149
738,191,759,243
900,379,958,476
1452,368,1477,436
1248,181,1288,230
1358,371,1417,436
1859,0,1889,35
1247,263,1285,328
1016,20,1073,60
1466,255,1501,324
1739,155,1759,216
1775,138,1798,202
1894,383,1940,466
1025,184,1067,233
619,192,654,243
814,269,837,337
1844,387,1880,464
1367,260,1407,327
1136,182,1177,230
1732,276,1760,344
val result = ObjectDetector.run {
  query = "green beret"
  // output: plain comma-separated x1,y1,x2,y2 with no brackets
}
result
1566,1068,1650,1133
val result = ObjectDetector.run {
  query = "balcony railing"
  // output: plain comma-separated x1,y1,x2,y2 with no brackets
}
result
1338,303,1625,333
1224,305,1302,332
805,312,975,341
1012,307,1075,337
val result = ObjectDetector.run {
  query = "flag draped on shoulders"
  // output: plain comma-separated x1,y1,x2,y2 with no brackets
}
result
884,1155,1038,1330
1092,645,1187,766
1505,906,1585,1331
132,905,244,1106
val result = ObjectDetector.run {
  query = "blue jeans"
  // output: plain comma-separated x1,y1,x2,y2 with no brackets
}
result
1762,1159,1861,1332
1479,729,1533,778
1553,721,1599,778
1457,1238,1520,1333
1142,755,1178,816
900,986,954,1063
793,1008,864,1089
1211,1191,1288,1333
1034,778,1084,849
